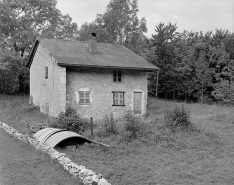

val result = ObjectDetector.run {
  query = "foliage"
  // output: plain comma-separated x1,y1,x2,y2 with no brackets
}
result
0,0,78,94
123,110,145,139
0,50,29,93
147,25,234,103
212,79,234,104
1,0,234,102
97,113,118,137
78,0,147,54
164,105,193,132
49,107,89,134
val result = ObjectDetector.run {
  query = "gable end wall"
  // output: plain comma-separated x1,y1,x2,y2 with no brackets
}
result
30,44,66,117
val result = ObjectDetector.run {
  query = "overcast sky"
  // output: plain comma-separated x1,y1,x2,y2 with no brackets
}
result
56,0,234,37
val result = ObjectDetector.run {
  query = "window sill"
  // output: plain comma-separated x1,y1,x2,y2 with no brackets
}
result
79,104,91,106
112,105,126,106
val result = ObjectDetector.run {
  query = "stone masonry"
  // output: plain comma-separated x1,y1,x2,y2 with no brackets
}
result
30,44,65,117
66,68,148,120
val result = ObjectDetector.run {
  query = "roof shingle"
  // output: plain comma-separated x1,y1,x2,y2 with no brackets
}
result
27,37,159,71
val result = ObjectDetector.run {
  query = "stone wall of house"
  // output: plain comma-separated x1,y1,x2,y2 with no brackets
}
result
30,44,66,117
66,68,148,120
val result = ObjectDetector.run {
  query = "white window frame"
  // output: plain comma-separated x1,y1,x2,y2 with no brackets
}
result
112,91,125,106
79,91,90,105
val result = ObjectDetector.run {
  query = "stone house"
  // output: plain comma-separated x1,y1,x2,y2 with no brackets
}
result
27,36,159,119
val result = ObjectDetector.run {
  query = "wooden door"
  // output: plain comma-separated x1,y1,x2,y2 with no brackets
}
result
133,92,142,114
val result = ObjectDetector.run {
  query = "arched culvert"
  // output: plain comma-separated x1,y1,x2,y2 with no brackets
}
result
33,128,109,148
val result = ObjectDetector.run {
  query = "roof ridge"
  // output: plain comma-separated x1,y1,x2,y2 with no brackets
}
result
37,36,122,45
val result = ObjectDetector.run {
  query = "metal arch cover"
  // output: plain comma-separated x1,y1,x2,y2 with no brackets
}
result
33,128,67,144
44,131,88,148
33,128,58,139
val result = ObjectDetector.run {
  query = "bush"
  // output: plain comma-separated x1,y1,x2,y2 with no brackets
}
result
164,105,193,132
97,113,118,137
123,110,145,139
49,107,89,134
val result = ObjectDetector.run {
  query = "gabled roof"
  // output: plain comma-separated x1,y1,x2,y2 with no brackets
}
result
27,37,159,71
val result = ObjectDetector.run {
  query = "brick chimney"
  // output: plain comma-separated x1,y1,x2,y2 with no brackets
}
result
88,32,97,54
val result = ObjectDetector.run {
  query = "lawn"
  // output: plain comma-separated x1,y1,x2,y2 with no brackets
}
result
0,127,81,185
1,95,234,185
0,95,81,185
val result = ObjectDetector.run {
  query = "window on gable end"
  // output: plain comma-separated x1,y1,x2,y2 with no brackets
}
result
45,66,48,79
113,70,121,82
79,91,90,105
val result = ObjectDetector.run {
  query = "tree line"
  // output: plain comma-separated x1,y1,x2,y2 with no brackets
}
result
0,0,233,104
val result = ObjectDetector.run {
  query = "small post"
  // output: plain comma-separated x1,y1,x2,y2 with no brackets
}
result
90,117,93,139
156,70,159,97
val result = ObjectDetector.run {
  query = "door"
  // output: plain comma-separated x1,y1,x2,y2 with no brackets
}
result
133,92,142,114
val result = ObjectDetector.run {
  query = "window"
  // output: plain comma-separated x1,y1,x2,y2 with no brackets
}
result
79,91,90,105
112,91,125,106
45,66,48,79
113,70,121,82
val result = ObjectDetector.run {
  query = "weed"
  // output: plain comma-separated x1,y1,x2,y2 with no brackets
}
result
49,107,89,134
97,113,118,137
123,110,146,140
164,105,194,132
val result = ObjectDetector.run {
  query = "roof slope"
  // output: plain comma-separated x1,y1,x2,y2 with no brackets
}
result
27,37,159,71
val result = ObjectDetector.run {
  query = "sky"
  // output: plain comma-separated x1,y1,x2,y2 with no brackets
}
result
56,0,234,37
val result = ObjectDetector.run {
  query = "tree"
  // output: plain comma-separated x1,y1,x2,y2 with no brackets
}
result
0,0,78,56
93,0,147,50
147,22,178,98
0,49,28,93
0,0,78,94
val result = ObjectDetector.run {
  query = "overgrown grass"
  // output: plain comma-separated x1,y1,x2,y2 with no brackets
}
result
1,95,234,185
0,128,81,185
61,100,234,185
0,95,49,134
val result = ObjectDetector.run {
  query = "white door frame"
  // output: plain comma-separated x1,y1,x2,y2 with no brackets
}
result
132,90,144,114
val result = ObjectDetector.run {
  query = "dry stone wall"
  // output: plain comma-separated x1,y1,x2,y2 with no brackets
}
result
0,122,111,185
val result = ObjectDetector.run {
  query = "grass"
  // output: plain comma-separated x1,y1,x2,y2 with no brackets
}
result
1,95,234,184
0,128,81,185
0,95,49,134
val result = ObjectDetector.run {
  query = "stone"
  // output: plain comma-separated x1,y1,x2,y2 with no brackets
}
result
63,163,69,171
83,176,93,185
68,167,79,175
87,170,96,176
92,175,101,184
98,178,111,185
92,181,98,185
79,168,89,180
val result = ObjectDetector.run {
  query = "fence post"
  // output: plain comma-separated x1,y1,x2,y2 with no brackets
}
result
90,117,93,139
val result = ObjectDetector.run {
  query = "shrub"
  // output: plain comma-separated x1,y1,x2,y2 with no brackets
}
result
164,105,193,132
49,107,89,134
104,113,118,135
97,113,118,137
123,110,145,139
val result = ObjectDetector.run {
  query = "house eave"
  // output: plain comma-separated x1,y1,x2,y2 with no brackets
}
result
58,63,158,72
26,40,39,68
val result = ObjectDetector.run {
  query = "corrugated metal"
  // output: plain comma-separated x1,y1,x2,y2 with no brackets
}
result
43,131,88,148
33,128,109,148
33,37,159,71
34,128,66,144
